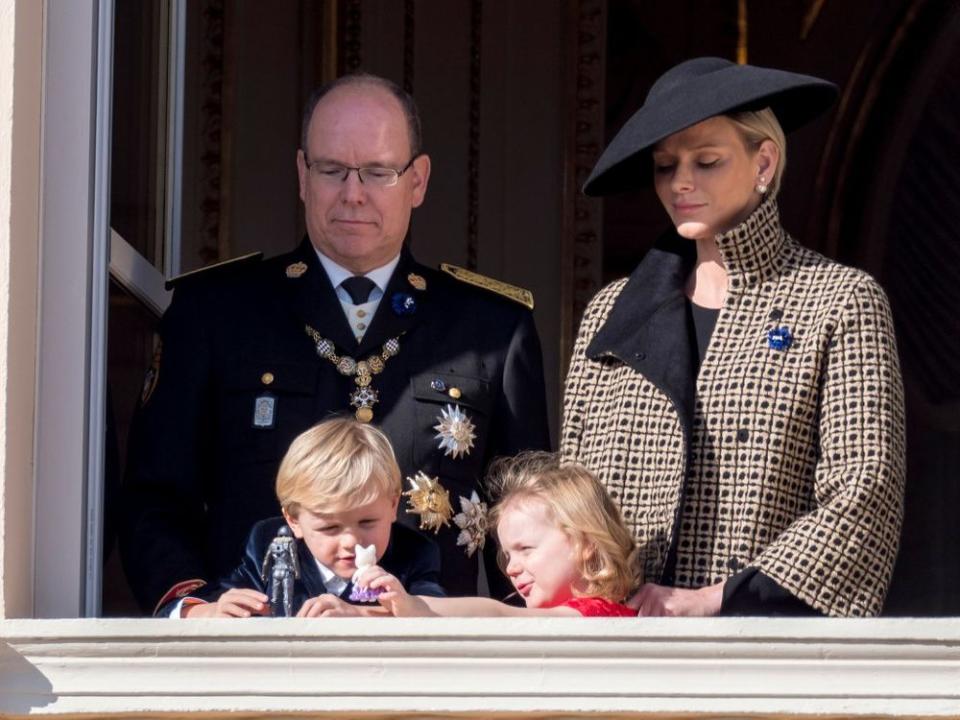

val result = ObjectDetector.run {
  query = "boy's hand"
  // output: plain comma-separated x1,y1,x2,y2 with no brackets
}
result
297,593,387,617
182,588,269,618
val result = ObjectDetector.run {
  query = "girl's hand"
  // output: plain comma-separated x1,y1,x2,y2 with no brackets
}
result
182,588,269,618
627,581,723,617
365,569,435,617
353,564,393,591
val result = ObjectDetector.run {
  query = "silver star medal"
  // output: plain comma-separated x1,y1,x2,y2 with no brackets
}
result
433,404,477,459
453,491,488,557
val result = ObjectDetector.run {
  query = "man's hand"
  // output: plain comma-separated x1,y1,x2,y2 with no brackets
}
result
626,581,724,617
182,588,269,618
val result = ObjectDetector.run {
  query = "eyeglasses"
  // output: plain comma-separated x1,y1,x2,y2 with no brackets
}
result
305,155,419,188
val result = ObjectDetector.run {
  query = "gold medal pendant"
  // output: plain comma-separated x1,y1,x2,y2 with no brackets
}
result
403,471,454,533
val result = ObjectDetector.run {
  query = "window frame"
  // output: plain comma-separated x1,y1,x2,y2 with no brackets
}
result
5,3,959,717
32,0,112,618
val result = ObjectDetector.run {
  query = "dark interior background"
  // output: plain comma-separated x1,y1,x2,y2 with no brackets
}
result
106,0,960,616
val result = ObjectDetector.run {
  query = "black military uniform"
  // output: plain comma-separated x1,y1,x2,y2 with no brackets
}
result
121,238,550,614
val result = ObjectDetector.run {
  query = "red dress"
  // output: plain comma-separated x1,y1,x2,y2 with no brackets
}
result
562,596,636,617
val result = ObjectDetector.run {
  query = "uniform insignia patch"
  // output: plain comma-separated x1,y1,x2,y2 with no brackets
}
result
286,261,308,278
141,340,163,405
434,404,477,459
404,471,454,533
253,393,277,429
453,491,488,557
407,272,427,291
439,263,534,309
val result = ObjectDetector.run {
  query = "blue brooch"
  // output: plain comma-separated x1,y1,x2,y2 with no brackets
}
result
767,326,793,351
392,292,417,316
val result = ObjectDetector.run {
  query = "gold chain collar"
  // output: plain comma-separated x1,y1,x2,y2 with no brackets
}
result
304,325,402,422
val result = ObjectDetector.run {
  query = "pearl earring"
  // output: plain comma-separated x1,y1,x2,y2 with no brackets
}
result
756,178,768,194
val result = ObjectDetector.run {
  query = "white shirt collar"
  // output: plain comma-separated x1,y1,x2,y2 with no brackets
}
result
315,558,349,596
314,248,401,294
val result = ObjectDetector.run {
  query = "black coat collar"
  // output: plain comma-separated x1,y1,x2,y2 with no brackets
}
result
584,199,789,433
586,232,697,433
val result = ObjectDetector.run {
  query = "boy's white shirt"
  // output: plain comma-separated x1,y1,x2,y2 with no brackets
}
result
169,557,348,618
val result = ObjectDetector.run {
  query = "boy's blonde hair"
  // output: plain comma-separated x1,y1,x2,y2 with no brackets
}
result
726,107,787,199
487,452,640,603
276,418,401,516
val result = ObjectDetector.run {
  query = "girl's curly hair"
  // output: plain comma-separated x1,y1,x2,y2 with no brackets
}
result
487,451,640,602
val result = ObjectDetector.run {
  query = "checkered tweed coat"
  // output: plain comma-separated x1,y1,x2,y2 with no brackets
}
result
561,199,905,617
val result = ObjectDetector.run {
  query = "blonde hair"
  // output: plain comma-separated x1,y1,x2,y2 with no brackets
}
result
487,452,640,603
276,418,401,516
726,107,787,198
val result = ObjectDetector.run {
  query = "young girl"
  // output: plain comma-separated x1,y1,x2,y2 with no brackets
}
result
361,452,640,617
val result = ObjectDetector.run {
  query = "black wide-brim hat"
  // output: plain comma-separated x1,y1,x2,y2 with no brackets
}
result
583,57,838,196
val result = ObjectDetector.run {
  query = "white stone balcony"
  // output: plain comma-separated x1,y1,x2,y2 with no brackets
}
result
2,617,960,717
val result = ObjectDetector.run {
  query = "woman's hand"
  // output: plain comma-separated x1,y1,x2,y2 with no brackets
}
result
182,588,269,618
626,581,724,617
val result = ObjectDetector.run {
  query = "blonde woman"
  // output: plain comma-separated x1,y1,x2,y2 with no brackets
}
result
563,57,905,618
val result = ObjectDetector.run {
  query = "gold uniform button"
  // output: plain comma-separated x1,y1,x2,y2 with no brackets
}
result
261,372,275,385
448,387,462,400
357,322,367,330
357,309,367,318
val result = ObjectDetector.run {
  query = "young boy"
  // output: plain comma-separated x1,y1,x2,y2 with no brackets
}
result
175,418,445,617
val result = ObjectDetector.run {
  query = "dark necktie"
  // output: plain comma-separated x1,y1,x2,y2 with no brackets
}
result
340,276,377,305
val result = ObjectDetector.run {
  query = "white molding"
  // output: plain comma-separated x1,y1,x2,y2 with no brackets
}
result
33,0,101,619
2,618,960,716
82,0,116,620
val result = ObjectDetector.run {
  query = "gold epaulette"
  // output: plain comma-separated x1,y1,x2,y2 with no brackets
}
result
165,252,263,290
439,263,534,310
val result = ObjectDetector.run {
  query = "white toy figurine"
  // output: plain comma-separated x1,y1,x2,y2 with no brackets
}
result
348,543,381,602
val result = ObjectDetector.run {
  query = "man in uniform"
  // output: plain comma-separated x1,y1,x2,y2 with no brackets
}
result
121,74,550,614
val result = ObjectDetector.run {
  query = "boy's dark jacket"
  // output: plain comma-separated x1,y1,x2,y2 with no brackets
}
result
159,517,445,616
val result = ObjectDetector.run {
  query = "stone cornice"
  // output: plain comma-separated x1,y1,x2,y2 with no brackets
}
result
2,618,960,716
